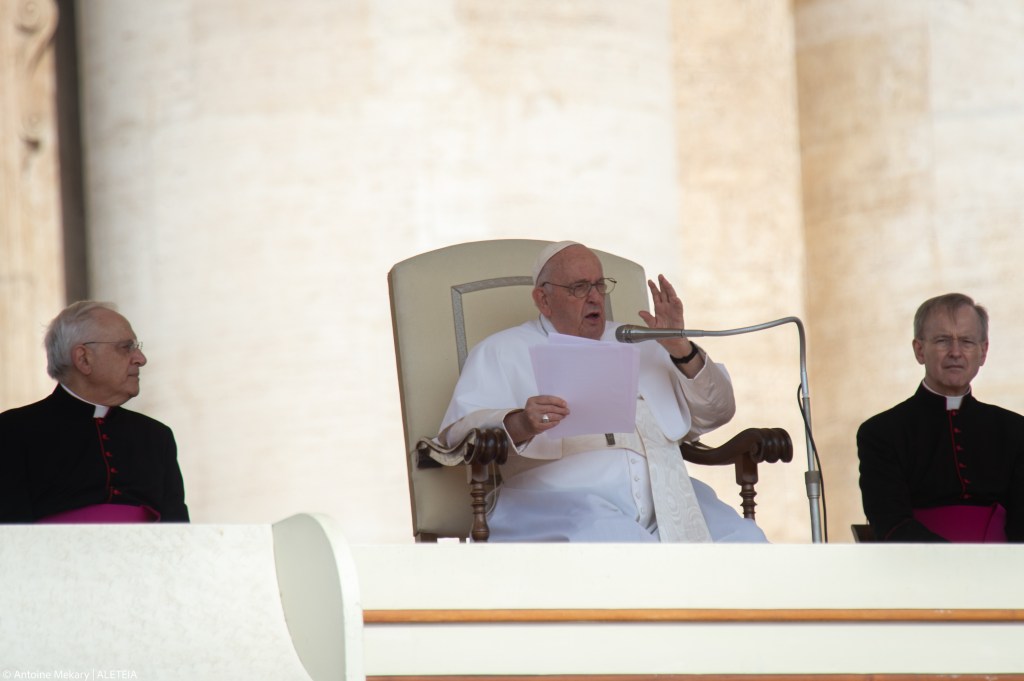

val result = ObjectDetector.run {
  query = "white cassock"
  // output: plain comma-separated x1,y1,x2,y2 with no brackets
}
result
439,316,767,543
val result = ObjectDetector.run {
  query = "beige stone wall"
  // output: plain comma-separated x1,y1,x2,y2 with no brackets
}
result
796,0,1024,540
0,0,66,408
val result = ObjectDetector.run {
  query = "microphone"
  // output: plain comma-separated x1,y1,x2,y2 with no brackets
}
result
614,317,824,543
615,324,705,343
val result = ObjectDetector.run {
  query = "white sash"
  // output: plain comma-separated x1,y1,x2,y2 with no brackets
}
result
634,398,711,542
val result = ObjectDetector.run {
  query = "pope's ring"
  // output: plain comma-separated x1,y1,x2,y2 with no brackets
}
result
540,414,551,424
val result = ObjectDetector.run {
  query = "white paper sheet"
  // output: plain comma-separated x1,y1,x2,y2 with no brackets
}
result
528,333,639,438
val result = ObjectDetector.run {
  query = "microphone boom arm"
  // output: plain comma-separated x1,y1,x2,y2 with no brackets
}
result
616,318,823,543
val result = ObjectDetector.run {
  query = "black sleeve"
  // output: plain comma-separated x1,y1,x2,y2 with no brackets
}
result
1004,418,1024,542
0,414,35,523
857,417,946,542
158,428,189,523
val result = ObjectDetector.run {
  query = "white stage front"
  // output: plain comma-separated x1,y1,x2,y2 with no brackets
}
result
3,520,1023,679
353,543,1024,678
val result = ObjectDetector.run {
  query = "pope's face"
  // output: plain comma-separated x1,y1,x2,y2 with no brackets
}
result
913,305,988,396
533,245,607,340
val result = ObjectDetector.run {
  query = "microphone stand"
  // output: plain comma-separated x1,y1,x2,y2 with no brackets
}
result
618,318,824,543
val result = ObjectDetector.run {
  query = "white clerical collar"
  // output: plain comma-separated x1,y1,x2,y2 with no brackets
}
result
921,380,968,411
60,384,110,418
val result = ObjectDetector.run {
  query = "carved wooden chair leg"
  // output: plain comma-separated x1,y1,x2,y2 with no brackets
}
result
735,456,759,520
469,462,491,542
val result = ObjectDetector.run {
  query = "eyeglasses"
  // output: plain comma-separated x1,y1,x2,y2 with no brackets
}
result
541,277,616,299
83,340,144,354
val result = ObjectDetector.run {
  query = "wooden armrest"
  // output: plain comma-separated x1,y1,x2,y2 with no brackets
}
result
415,427,509,469
681,427,793,520
680,427,793,467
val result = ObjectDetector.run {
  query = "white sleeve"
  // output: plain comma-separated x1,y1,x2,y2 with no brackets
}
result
439,407,518,448
678,353,736,438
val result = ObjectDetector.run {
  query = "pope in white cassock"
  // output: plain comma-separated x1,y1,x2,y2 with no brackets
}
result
438,241,766,542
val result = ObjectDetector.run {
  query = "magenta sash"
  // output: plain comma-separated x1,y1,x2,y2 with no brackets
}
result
37,503,158,524
913,504,1007,543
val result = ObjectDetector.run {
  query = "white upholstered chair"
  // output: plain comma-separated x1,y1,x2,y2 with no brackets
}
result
388,239,791,541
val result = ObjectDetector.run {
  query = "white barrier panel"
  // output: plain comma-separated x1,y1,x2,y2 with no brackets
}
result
352,543,1024,677
0,513,363,681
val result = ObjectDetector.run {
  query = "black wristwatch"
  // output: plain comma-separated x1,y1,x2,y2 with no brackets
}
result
670,342,701,365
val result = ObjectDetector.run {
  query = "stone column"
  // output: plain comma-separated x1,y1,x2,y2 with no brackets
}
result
672,0,810,541
0,0,66,409
796,0,1024,540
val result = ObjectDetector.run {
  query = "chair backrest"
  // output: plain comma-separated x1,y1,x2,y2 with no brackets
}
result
388,239,649,539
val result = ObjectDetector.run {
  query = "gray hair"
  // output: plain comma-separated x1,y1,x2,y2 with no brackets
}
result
913,293,989,342
44,301,118,380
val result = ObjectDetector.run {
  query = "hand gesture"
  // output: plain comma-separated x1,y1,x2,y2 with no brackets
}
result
638,274,697,364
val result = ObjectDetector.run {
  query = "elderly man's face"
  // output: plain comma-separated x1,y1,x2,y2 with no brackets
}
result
533,245,607,340
913,304,988,397
78,308,148,406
